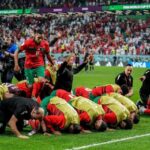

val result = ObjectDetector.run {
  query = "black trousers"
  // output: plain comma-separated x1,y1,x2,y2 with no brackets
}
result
0,110,6,134
139,89,150,106
1,64,25,83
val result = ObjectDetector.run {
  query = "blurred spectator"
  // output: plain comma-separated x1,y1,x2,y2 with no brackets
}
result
0,0,149,9
0,12,149,56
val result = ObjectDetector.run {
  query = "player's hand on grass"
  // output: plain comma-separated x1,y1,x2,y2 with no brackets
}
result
81,129,92,134
107,128,116,131
53,131,61,136
43,132,51,136
18,134,29,139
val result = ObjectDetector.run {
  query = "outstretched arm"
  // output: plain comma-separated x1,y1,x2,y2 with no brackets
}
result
73,57,89,74
14,49,21,72
125,88,133,97
8,115,29,139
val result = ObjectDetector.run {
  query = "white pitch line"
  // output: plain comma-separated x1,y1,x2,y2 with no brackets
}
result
65,133,150,150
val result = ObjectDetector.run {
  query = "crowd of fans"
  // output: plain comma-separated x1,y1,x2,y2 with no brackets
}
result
0,0,149,9
0,12,149,56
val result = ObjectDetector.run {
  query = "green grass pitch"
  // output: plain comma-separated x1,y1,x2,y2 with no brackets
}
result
1,66,150,150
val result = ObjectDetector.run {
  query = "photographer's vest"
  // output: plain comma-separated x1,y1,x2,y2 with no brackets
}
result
109,93,138,113
94,95,130,123
49,96,80,128
70,96,105,124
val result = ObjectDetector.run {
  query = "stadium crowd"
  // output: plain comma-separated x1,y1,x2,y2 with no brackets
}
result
0,13,150,56
0,0,149,9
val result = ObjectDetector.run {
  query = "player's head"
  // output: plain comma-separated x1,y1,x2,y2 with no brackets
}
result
51,55,56,64
34,29,44,44
68,123,81,134
94,119,107,132
66,54,75,67
132,113,140,124
119,119,133,130
8,86,27,97
40,82,54,100
125,64,133,77
31,107,44,120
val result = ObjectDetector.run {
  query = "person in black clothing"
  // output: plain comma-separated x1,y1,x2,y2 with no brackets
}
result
1,37,25,83
54,54,89,92
75,53,80,67
89,51,94,71
115,64,133,97
139,69,150,107
0,96,44,139
84,51,89,72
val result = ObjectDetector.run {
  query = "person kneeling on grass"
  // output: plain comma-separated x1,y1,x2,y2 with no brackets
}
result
50,89,107,132
108,92,139,124
73,84,129,101
40,96,81,135
0,96,44,139
74,87,133,129
93,95,133,130
73,85,138,124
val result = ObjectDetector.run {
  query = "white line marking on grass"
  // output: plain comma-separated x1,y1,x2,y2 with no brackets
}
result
65,133,150,150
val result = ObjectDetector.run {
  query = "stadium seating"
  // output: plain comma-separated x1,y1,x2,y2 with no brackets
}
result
0,0,149,9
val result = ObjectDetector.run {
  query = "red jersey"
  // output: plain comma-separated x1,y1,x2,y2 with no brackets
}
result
51,89,102,125
74,85,115,100
74,86,90,99
44,115,66,132
32,82,44,98
16,82,31,98
45,69,51,79
20,38,50,69
46,103,66,132
92,85,114,97
94,97,117,124
52,89,75,102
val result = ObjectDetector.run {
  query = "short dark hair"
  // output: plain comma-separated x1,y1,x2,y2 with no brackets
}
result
97,121,107,132
16,90,27,97
125,63,133,67
119,119,133,130
133,114,140,124
35,29,43,34
39,82,53,99
69,124,81,134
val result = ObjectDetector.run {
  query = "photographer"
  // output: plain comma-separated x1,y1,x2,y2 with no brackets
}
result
0,37,25,83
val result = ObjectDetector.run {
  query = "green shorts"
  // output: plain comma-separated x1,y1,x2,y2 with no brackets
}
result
25,66,45,85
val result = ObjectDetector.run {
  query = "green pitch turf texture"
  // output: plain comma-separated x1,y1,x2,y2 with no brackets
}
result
1,66,150,150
